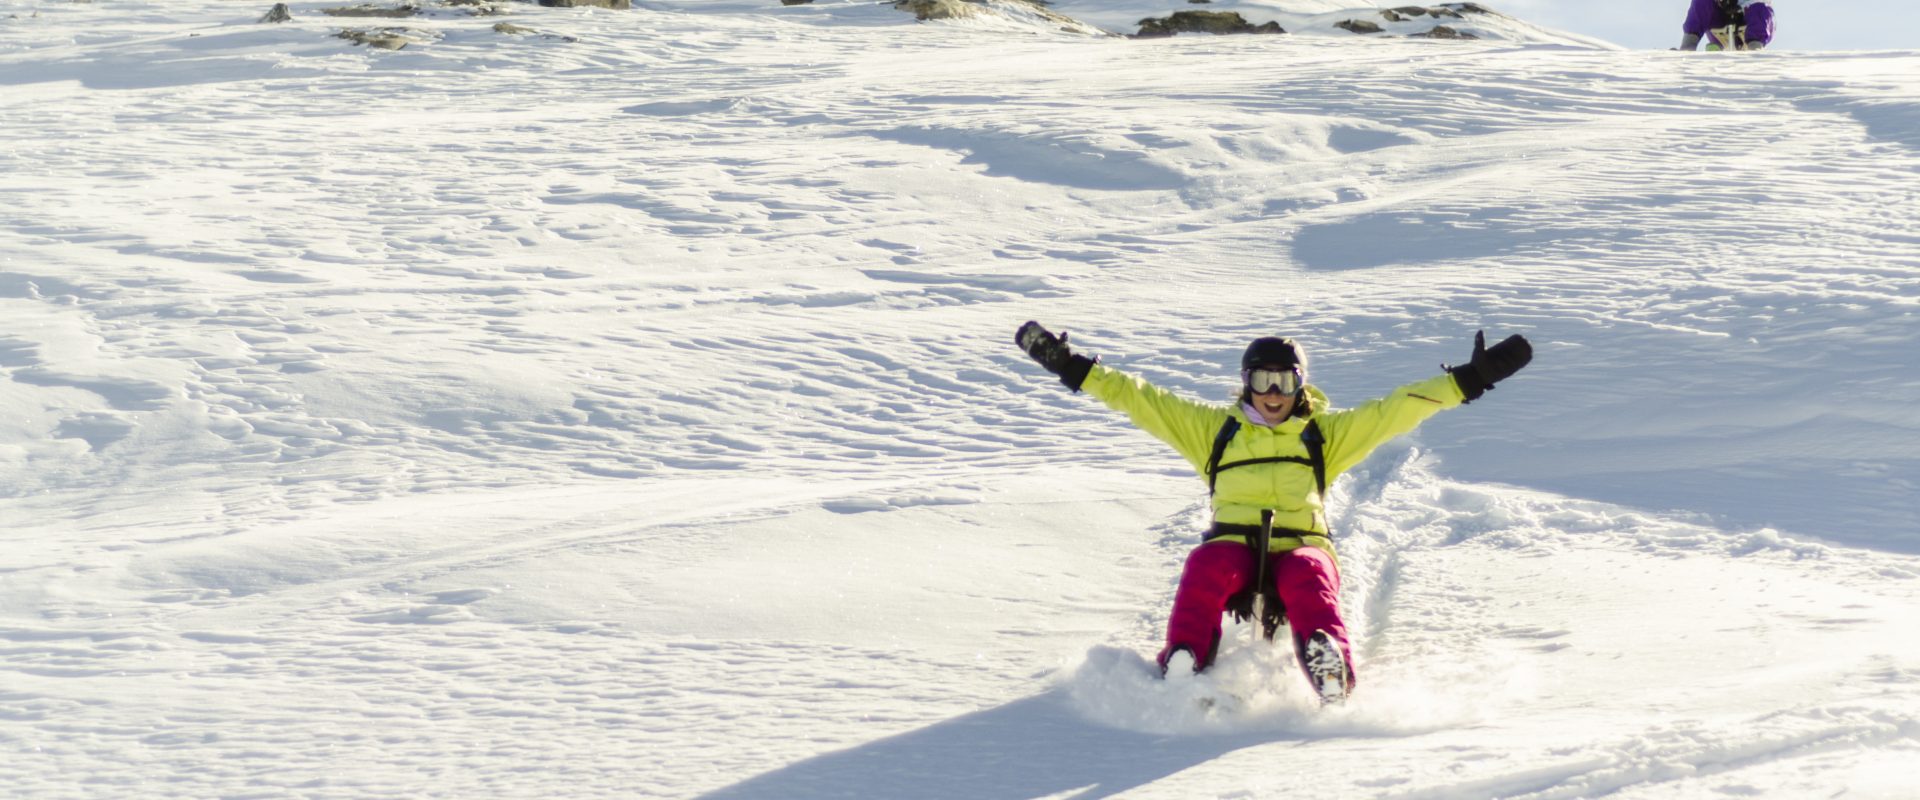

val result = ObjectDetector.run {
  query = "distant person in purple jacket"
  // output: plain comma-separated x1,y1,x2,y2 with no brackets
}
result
1679,0,1775,51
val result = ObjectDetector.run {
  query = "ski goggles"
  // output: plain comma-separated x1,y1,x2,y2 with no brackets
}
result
1244,367,1301,396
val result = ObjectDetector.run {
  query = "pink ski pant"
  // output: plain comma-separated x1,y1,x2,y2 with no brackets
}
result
1159,540,1352,676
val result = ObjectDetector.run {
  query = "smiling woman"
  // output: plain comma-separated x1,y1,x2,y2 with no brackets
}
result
1013,321,1532,704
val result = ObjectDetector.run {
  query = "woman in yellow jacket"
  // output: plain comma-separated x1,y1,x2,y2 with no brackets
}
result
1015,321,1531,702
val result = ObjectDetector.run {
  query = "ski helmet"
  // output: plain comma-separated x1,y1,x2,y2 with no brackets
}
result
1240,337,1306,375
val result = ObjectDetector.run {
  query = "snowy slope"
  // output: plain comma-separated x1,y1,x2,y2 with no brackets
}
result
3,0,1920,798
1052,0,1620,46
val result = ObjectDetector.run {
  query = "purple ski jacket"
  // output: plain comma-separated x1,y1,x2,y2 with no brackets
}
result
1684,0,1776,48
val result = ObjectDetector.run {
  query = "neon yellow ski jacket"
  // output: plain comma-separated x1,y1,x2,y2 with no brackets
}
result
1080,364,1465,565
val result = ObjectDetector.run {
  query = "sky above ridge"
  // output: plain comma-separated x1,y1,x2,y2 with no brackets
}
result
1491,0,1907,51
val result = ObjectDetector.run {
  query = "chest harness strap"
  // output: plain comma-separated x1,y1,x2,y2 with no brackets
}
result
1206,415,1329,641
1205,416,1327,502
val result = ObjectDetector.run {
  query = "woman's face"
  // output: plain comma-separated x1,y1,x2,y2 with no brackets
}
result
1247,365,1300,421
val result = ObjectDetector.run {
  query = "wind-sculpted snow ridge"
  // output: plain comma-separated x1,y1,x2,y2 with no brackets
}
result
7,16,1917,545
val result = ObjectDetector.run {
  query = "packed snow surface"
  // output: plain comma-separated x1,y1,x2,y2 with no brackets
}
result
3,0,1919,798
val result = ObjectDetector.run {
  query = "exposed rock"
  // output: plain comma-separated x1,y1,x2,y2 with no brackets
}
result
886,0,1105,35
336,27,419,48
1392,6,1428,16
893,0,1092,30
1187,0,1212,4
1134,10,1282,37
539,0,631,8
1449,2,1494,13
780,0,812,5
1410,24,1478,39
1428,6,1463,18
259,3,291,22
1380,9,1403,22
894,0,980,21
1334,19,1383,34
493,21,578,41
322,4,417,17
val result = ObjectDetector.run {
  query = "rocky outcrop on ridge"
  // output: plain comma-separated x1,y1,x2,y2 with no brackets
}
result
1108,2,1580,44
892,0,1108,35
322,3,420,17
1134,10,1283,38
335,26,430,48
1334,3,1492,38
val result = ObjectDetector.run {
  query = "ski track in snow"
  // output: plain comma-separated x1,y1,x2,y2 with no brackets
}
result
4,0,1920,798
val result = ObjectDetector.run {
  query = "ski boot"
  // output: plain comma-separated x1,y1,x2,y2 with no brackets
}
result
1299,631,1351,705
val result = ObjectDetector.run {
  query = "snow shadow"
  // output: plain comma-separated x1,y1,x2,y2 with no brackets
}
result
1290,212,1581,271
0,48,327,91
1792,94,1920,153
694,690,1288,800
861,127,1187,191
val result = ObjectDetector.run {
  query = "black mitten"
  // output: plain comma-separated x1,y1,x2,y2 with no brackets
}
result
1448,330,1533,402
1015,321,1096,391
